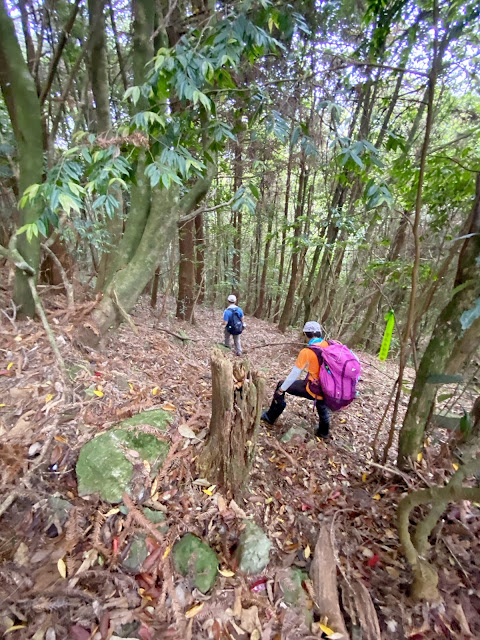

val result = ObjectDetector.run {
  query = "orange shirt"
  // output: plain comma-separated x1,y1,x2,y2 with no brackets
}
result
295,340,328,398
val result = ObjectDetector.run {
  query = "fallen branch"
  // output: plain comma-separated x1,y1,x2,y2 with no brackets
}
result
269,437,297,467
112,289,139,335
26,275,69,391
157,327,198,342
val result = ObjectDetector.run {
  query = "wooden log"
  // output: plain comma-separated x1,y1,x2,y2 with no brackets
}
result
199,348,265,500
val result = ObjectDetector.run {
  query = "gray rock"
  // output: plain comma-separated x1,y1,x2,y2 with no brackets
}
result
236,520,272,574
122,535,148,574
281,426,308,442
173,533,218,593
278,567,308,606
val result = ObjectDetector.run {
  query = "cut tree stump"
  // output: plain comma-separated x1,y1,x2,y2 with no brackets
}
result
199,348,265,500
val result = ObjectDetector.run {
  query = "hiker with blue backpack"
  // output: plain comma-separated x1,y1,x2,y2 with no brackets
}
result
261,321,361,439
223,294,245,355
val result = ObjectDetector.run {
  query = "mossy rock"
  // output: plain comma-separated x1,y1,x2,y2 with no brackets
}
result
236,520,272,574
120,408,173,431
143,507,169,534
173,533,218,593
76,428,169,503
278,567,308,605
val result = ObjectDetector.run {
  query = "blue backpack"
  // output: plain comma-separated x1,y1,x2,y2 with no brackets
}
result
227,308,243,335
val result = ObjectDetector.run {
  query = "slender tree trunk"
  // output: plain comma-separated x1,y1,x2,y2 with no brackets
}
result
195,213,205,304
0,0,43,316
232,142,242,289
273,131,294,320
278,156,308,332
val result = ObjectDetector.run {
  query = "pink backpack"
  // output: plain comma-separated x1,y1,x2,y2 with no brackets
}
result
308,340,361,411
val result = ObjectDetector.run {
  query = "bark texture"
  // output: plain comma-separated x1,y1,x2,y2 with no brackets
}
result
199,348,265,500
0,0,43,316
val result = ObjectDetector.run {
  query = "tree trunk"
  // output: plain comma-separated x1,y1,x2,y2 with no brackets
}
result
397,173,480,467
176,218,196,322
199,348,265,500
272,131,294,321
0,0,43,317
194,213,205,304
232,142,242,289
278,156,308,332
254,204,274,318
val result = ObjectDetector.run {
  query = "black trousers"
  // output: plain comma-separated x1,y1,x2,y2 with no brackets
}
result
263,379,330,436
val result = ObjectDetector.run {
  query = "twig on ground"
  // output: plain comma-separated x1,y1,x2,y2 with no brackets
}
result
156,327,198,342
268,437,297,467
248,341,306,351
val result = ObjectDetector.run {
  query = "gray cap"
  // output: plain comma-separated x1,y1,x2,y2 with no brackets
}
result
227,294,237,303
303,321,322,334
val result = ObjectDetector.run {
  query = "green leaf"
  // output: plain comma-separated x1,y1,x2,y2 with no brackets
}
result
249,182,260,199
124,86,141,105
459,410,472,437
437,393,454,403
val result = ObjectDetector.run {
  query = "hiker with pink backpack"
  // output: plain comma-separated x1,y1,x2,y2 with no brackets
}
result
261,321,361,439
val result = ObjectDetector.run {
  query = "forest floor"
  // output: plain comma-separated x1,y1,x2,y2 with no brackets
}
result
0,282,479,640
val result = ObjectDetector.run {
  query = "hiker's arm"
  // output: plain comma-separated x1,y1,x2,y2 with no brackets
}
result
280,366,303,392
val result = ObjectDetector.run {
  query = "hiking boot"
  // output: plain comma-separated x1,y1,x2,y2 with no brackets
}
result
315,425,330,440
261,411,274,425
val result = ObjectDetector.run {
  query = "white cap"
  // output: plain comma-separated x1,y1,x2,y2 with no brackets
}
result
303,321,322,334
227,294,237,303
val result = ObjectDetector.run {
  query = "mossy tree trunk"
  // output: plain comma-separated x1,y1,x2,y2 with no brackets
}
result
0,0,43,317
397,173,480,468
199,348,265,500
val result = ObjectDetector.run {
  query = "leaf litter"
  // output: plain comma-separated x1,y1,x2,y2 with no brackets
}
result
0,285,479,639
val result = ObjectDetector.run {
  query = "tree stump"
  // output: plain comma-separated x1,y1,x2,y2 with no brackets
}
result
199,348,265,500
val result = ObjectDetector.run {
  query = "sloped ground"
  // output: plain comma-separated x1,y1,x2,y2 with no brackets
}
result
0,285,479,640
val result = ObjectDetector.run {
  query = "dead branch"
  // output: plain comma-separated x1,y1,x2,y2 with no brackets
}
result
268,437,297,467
112,289,139,335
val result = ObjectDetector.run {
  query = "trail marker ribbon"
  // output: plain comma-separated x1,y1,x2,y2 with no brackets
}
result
379,310,395,361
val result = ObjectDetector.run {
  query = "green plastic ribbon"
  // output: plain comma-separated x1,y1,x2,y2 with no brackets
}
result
379,310,395,361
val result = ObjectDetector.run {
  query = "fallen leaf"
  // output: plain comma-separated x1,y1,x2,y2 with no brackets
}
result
372,494,381,500
0,404,5,407
57,557,67,578
4,625,27,634
162,546,171,559
54,435,68,443
203,488,213,496
163,402,176,411
452,462,459,471
265,497,273,504
319,623,335,636
178,424,197,439
304,544,311,559
152,386,159,395
362,472,368,482
45,393,54,403
367,554,380,568
94,389,104,397
416,452,423,463
185,602,205,618
7,362,14,370
219,568,235,577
